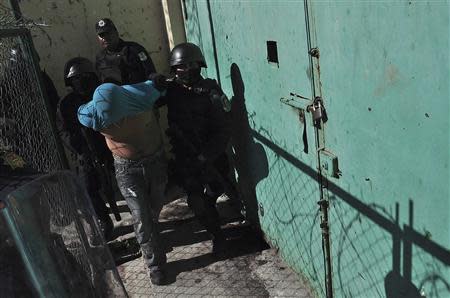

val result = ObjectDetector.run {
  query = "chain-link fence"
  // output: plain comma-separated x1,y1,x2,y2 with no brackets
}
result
255,143,325,297
327,197,393,297
0,5,127,297
0,3,20,29
1,171,127,297
0,28,65,172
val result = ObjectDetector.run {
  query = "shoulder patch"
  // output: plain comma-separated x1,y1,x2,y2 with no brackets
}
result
138,51,148,61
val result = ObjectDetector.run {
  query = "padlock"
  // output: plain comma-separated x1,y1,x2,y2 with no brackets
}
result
312,100,323,121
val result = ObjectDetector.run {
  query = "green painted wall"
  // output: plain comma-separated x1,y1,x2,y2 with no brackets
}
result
183,1,449,297
312,2,449,297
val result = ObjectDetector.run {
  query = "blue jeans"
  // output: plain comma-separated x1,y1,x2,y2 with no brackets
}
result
114,150,167,271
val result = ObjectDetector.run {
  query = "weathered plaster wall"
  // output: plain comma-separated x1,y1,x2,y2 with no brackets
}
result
1,0,185,96
161,0,186,50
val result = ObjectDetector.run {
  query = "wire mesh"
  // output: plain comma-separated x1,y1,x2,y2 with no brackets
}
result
328,199,392,297
257,147,325,297
0,11,124,296
0,32,63,172
0,4,19,29
0,3,46,30
2,171,127,297
411,244,449,297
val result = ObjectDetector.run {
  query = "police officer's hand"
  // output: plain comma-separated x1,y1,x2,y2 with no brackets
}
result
148,73,169,91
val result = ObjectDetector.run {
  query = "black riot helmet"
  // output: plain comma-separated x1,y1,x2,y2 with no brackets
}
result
64,57,99,96
63,57,96,87
169,43,206,86
169,42,207,68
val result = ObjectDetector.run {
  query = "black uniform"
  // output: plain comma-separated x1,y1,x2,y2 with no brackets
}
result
41,70,60,119
157,78,231,235
57,92,112,224
1,66,59,121
95,39,156,84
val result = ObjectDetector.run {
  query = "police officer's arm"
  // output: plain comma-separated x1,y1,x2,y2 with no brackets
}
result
57,97,84,155
129,43,156,77
94,52,105,82
84,128,113,164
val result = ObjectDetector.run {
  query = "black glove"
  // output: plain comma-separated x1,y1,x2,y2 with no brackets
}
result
148,73,169,91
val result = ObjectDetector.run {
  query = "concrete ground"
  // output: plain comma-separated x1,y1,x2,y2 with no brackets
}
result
110,196,315,298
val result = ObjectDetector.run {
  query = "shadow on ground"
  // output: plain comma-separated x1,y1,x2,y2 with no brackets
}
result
163,224,269,284
109,197,269,285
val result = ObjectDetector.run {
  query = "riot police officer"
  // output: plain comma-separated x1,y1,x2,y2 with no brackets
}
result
57,57,114,239
153,42,232,255
95,18,156,84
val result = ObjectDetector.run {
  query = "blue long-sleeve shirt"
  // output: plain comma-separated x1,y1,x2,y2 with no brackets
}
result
78,80,164,131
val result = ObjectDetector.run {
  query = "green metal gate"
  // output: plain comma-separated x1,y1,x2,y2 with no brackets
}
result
182,1,450,297
310,2,449,297
183,1,330,296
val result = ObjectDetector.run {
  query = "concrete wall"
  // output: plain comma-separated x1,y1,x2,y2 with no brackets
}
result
1,0,186,97
183,1,450,298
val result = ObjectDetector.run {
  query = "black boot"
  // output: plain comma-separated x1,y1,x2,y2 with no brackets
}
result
149,267,166,285
212,232,227,257
141,241,167,285
197,214,227,257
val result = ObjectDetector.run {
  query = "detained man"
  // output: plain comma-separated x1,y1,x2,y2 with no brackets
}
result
77,81,167,285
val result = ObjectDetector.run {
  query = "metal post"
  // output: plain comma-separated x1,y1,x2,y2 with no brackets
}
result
304,0,334,297
8,0,22,21
317,180,334,298
206,0,221,86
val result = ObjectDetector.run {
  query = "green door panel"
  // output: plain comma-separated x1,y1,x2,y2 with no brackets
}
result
184,2,327,295
311,1,449,297
183,1,450,297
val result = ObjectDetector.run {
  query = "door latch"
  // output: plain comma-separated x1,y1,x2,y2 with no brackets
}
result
280,92,313,154
280,92,313,110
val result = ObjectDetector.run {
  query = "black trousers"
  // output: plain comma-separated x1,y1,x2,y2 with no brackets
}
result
84,167,110,222
172,158,223,237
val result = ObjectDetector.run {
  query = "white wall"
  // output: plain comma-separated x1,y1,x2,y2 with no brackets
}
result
1,0,186,160
1,0,186,97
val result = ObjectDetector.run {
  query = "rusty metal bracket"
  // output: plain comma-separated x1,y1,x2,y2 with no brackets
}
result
308,47,320,58
280,91,313,110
